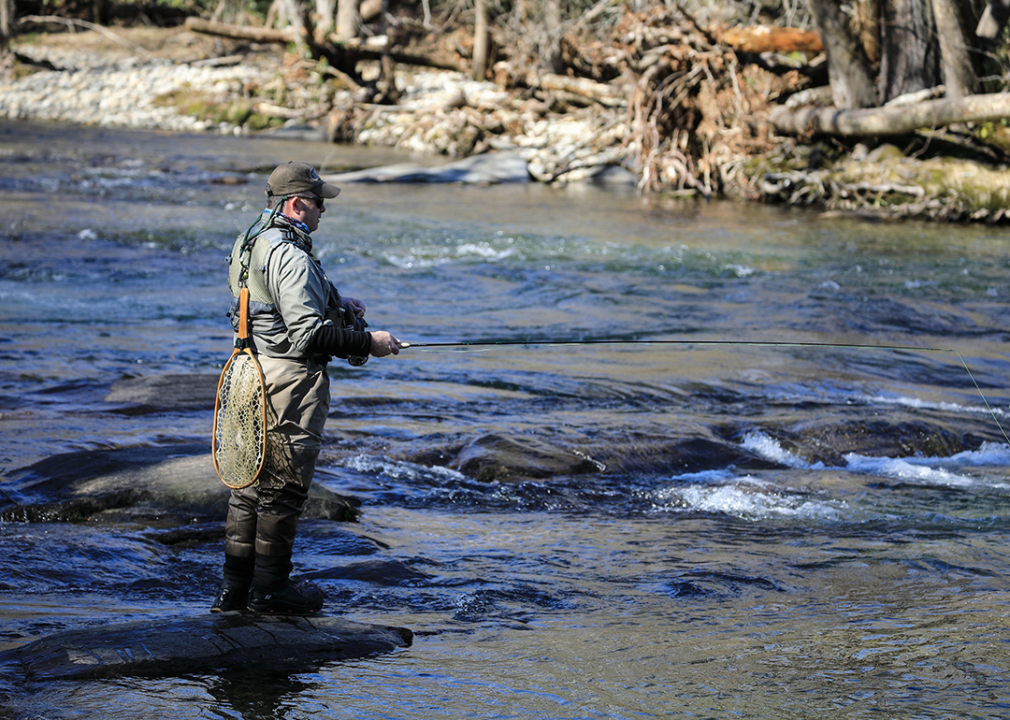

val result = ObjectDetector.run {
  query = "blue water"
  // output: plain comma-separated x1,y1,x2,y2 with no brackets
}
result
2,120,1010,718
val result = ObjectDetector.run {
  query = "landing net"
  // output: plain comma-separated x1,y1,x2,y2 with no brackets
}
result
213,349,266,489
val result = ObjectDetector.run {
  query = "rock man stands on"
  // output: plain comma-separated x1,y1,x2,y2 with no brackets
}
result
212,161,401,615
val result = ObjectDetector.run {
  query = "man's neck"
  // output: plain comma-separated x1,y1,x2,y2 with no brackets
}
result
268,210,312,236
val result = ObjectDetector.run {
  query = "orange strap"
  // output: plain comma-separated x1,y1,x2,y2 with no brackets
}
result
237,287,250,346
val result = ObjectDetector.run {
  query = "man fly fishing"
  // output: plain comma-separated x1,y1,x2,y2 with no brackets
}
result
212,161,402,615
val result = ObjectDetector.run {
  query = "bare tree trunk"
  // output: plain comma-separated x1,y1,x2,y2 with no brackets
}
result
543,0,565,75
808,0,878,108
265,0,282,28
278,0,309,46
374,0,400,103
931,0,976,99
0,0,12,54
335,0,359,41
472,0,489,80
854,0,880,64
316,0,337,40
878,0,941,103
977,0,1010,38
358,0,391,24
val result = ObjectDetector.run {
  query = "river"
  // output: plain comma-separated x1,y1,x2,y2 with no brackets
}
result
2,119,1010,718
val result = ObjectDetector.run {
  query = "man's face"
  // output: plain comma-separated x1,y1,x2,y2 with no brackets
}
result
287,195,326,232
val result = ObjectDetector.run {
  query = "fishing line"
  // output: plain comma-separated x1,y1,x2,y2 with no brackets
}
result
400,338,1010,445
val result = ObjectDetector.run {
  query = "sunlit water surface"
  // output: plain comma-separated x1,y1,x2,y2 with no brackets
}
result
2,121,1010,718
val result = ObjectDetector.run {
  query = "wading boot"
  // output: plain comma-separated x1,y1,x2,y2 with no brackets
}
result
247,581,325,615
247,552,325,615
210,553,255,613
210,584,249,613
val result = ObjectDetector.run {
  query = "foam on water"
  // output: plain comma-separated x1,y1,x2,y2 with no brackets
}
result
843,454,978,487
843,444,1010,490
927,440,1010,465
866,392,1010,418
377,238,520,269
647,462,844,522
739,429,1010,489
651,479,846,522
340,455,467,484
740,430,819,469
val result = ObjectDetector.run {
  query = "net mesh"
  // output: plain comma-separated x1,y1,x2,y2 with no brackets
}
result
214,351,266,489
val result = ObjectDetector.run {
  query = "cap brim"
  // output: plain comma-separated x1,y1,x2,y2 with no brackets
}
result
317,181,341,198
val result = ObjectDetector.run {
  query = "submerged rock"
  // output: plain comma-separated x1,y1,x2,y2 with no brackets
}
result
594,435,785,475
299,559,433,586
446,431,791,481
450,433,604,482
0,613,412,680
786,418,980,467
0,445,360,523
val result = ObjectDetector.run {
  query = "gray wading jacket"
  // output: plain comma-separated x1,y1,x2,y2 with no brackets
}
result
228,215,370,362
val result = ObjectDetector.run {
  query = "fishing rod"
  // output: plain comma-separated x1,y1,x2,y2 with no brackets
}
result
402,338,948,353
399,338,1010,445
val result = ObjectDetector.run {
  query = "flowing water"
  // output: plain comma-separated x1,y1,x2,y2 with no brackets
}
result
2,119,1010,718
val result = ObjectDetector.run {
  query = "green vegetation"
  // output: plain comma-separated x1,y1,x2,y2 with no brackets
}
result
152,88,283,130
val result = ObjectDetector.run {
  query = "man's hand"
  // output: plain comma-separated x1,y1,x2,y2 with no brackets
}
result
369,331,401,357
344,297,366,317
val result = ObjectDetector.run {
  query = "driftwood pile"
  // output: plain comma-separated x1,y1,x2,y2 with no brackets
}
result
584,6,804,196
287,6,808,195
153,6,1010,218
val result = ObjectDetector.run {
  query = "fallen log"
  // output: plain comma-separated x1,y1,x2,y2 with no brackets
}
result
527,72,630,108
0,613,413,680
184,17,299,44
883,85,946,107
188,54,245,68
332,41,465,72
21,15,154,58
770,91,1010,136
722,25,824,54
253,101,328,120
184,17,464,72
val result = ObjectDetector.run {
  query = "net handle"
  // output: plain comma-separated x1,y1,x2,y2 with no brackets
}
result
237,287,250,348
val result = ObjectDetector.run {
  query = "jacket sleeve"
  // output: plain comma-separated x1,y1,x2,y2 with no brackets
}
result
307,321,371,358
265,243,371,358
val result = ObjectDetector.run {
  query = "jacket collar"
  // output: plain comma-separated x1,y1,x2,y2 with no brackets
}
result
262,210,313,253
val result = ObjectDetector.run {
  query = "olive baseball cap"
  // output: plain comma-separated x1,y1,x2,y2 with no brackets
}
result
265,161,340,199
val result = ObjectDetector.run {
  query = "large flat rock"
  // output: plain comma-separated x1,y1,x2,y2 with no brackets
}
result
1,613,412,680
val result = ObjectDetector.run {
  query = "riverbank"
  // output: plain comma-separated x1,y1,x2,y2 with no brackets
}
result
3,25,644,187
4,22,1010,220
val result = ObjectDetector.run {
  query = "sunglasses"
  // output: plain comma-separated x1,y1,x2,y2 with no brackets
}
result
299,195,325,209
